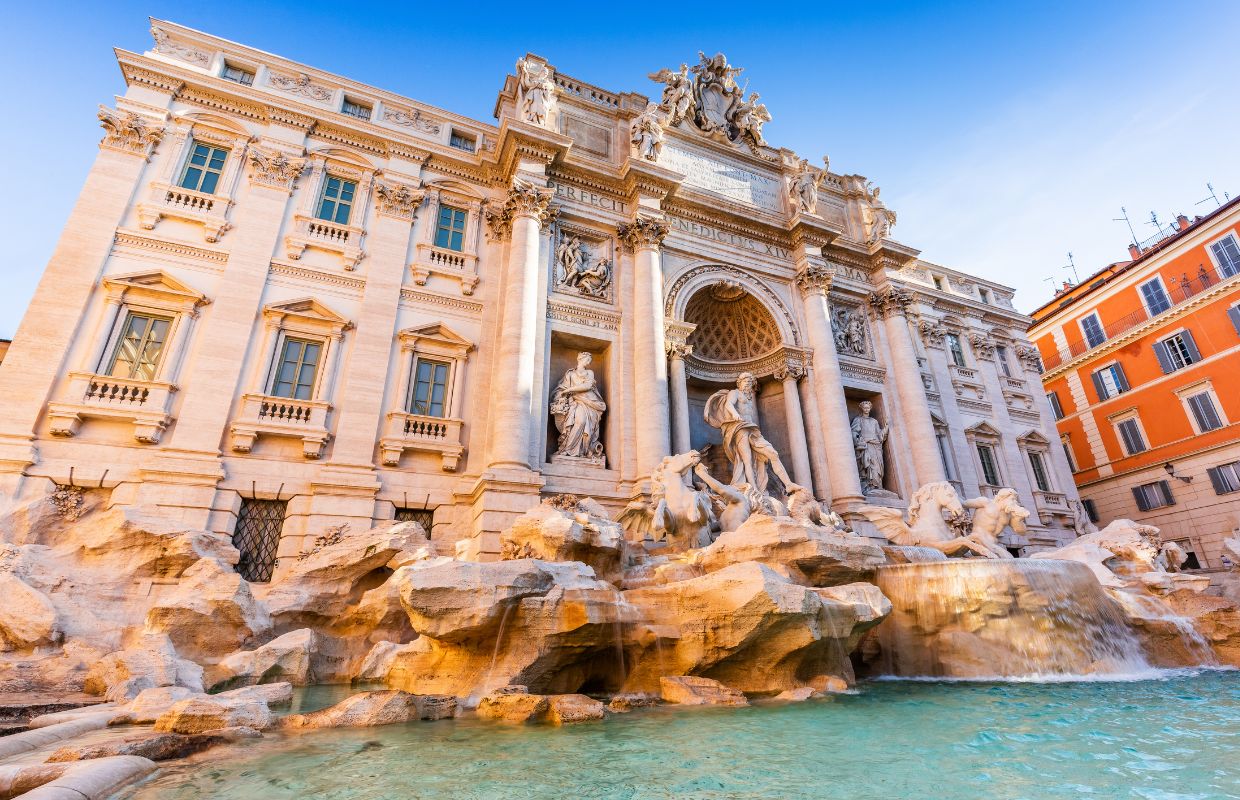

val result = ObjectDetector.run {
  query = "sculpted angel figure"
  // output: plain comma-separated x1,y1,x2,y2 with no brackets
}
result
648,64,695,125
516,57,556,126
851,400,889,493
704,372,800,496
631,102,666,162
789,157,827,214
733,92,771,146
550,352,606,460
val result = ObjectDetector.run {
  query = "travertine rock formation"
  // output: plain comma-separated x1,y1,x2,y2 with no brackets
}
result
154,696,272,734
659,676,748,706
499,501,624,584
697,514,886,586
282,690,456,729
209,629,316,690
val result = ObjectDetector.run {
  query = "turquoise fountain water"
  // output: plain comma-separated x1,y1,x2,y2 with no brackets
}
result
118,672,1240,800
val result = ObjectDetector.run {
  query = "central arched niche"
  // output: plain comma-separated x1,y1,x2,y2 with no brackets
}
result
680,280,794,489
683,280,782,363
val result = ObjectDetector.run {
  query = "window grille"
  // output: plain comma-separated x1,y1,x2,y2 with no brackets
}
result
232,499,287,582
394,507,434,533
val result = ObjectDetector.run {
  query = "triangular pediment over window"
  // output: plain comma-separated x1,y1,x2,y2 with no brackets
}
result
964,420,1002,439
1016,429,1051,446
262,297,352,334
398,322,474,358
102,270,209,307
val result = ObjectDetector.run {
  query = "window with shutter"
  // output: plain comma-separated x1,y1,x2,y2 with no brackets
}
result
1080,314,1106,348
1139,279,1172,315
1094,365,1126,400
1228,305,1240,336
1132,481,1174,511
1028,451,1051,492
1208,462,1240,495
1210,234,1240,278
1117,419,1146,455
1047,392,1064,420
1186,392,1224,432
1081,498,1099,522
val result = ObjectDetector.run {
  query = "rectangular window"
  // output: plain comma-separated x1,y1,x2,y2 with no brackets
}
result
995,345,1012,377
1186,391,1224,432
1047,391,1064,420
232,499,286,583
1061,440,1076,473
1092,363,1129,400
341,99,372,120
270,337,321,400
1211,234,1240,278
1080,313,1106,348
1156,331,1200,373
409,358,450,417
178,141,229,195
434,205,467,251
979,287,991,305
1116,418,1147,455
946,333,966,367
1207,462,1240,495
449,131,476,152
1228,305,1240,336
936,433,956,481
316,176,356,225
394,507,435,532
1132,480,1174,511
107,312,172,381
976,443,1001,486
1081,498,1099,523
1028,451,1051,492
1139,278,1172,316
221,63,255,86
932,275,944,291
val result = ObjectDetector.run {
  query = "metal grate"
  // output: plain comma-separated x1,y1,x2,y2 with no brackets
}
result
232,499,287,582
394,507,434,534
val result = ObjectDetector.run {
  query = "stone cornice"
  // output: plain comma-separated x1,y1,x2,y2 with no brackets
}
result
546,298,622,331
400,288,484,316
112,230,228,266
491,118,571,182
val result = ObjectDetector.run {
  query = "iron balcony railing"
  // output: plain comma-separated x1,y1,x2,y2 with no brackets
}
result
1044,269,1229,370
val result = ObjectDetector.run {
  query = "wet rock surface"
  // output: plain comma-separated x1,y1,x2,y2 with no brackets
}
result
282,690,457,729
659,676,748,707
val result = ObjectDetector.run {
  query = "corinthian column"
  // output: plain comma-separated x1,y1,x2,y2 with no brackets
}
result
795,264,865,508
869,286,946,485
666,341,693,455
774,363,814,489
486,180,556,469
619,216,672,477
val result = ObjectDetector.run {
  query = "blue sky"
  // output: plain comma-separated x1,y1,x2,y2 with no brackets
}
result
1,1,1236,338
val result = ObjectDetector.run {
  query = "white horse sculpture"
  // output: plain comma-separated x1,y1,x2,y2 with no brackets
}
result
859,481,1000,558
648,451,715,549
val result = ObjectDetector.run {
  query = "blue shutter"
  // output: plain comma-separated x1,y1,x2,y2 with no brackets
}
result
1153,341,1174,374
1131,486,1150,512
1159,480,1175,506
1180,329,1201,363
1208,467,1227,495
1091,370,1108,401
1228,305,1240,336
1114,363,1131,392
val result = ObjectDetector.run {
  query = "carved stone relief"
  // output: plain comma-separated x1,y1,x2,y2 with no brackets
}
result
268,72,333,102
831,305,869,358
647,52,771,156
381,106,442,135
553,229,613,302
151,26,210,67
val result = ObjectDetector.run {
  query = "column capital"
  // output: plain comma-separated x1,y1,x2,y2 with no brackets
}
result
618,215,669,252
666,341,693,360
245,146,308,193
97,105,165,159
867,286,914,319
1014,344,1043,373
794,263,834,297
968,331,997,360
917,318,948,348
773,362,806,382
484,179,556,241
374,179,426,221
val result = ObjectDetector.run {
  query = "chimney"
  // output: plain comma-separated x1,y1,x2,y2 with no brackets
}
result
1062,280,1072,291
1176,213,1190,231
1128,243,1142,259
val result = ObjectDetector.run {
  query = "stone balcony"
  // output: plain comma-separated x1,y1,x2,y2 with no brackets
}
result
285,215,366,270
1033,489,1068,512
229,393,331,459
379,411,464,471
409,243,480,295
46,372,177,444
135,181,232,243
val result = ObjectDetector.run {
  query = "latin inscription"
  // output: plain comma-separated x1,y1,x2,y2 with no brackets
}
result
667,215,789,260
660,145,782,212
552,182,626,214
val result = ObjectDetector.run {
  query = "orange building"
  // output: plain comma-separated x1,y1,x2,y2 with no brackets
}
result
1029,197,1240,568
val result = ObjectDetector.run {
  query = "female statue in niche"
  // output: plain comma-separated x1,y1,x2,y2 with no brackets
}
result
550,352,607,461
851,399,889,493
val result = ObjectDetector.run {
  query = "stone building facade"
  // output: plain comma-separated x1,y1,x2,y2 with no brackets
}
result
0,22,1077,570
1030,198,1240,568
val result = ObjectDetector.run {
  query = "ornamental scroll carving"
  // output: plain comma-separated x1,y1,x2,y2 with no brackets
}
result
793,264,834,296
617,216,670,251
268,72,333,102
374,181,425,220
867,287,913,319
968,332,997,360
381,106,442,135
484,180,556,241
1014,344,1043,372
917,319,948,348
647,52,771,157
246,147,307,192
98,106,165,156
151,26,210,67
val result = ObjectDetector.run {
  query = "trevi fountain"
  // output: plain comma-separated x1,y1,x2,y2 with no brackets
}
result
0,28,1238,800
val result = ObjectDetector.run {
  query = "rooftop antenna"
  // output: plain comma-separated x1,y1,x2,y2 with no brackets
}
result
1146,210,1166,236
1113,206,1139,249
1062,252,1079,284
1197,183,1221,208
